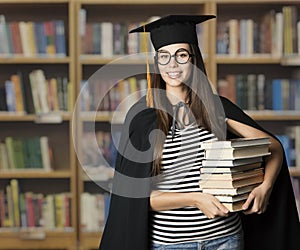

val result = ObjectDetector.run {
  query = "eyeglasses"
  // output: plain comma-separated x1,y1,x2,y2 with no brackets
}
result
156,48,194,65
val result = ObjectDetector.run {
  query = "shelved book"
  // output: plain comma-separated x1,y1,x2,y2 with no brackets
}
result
200,137,270,212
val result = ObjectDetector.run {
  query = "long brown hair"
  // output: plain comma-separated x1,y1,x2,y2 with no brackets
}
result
151,43,212,176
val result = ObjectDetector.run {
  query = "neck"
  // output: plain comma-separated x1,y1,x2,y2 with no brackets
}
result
166,87,188,105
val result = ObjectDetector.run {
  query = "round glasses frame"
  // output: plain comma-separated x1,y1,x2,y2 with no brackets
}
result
155,48,194,66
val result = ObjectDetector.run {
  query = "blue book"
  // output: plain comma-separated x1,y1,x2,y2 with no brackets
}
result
272,79,282,110
5,23,13,54
5,80,16,112
34,22,47,55
54,20,66,56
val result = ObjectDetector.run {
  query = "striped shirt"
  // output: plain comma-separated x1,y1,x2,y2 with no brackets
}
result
150,123,241,245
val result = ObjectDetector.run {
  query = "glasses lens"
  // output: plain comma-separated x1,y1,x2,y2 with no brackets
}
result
157,51,171,65
175,50,190,64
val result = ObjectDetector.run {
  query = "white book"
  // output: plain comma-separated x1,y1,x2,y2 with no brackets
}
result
228,19,238,56
246,19,254,55
202,156,263,167
0,15,9,55
19,21,32,56
101,22,113,57
201,162,262,174
200,168,264,181
201,183,260,196
31,69,50,114
44,194,55,229
274,12,283,57
204,145,270,160
79,8,87,36
215,192,249,203
40,136,52,172
201,137,271,149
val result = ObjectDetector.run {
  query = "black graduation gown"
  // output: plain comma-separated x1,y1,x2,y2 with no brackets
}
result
99,96,300,250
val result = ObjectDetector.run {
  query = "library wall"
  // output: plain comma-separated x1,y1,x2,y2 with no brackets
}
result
0,1,299,250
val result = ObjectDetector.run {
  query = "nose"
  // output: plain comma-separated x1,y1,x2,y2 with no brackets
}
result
169,55,178,67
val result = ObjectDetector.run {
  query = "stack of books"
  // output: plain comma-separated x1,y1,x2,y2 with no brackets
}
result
199,137,271,212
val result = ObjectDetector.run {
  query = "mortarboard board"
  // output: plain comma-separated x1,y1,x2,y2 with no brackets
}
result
129,14,216,50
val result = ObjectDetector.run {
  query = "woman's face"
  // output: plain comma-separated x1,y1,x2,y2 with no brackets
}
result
156,43,193,90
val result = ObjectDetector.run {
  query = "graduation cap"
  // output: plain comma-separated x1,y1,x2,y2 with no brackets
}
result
129,14,216,50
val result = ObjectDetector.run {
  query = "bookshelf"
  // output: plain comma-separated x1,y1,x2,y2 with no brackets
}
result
0,0,76,249
0,0,299,249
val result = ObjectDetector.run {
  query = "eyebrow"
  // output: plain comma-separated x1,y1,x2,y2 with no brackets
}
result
157,48,189,53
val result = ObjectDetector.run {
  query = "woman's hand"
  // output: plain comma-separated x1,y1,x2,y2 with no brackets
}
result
241,182,272,214
192,192,230,219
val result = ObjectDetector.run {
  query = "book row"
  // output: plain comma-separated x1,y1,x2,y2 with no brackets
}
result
0,179,71,229
0,15,66,57
0,70,71,114
0,136,52,171
80,77,147,112
217,74,300,111
217,6,300,56
79,10,204,56
80,192,110,232
81,130,120,168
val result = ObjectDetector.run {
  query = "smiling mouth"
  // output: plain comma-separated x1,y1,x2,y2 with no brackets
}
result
167,72,182,78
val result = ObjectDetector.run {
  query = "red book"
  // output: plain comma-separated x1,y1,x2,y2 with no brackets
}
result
0,190,6,227
9,22,23,54
25,192,35,227
64,193,71,227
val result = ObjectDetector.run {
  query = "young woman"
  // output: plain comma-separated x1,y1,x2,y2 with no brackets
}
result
99,15,300,250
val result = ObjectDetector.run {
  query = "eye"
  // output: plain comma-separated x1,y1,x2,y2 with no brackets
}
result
158,53,169,59
177,52,189,58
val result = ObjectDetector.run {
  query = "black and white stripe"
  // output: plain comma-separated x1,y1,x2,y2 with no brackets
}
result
150,123,241,244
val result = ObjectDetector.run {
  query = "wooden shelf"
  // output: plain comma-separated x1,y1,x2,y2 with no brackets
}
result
216,0,300,3
0,229,76,250
80,111,125,123
80,54,154,65
0,170,71,179
281,56,300,66
0,112,71,122
78,0,206,4
0,56,70,64
0,0,69,3
79,232,102,250
289,168,300,177
245,111,300,121
216,55,281,64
